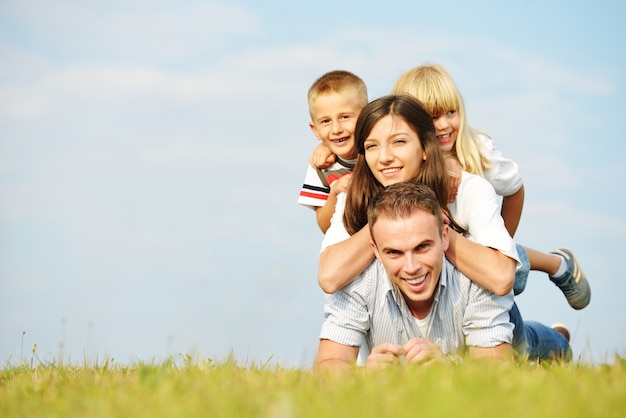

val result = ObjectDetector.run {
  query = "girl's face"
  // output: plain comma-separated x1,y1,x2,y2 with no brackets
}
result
364,114,426,187
432,110,460,153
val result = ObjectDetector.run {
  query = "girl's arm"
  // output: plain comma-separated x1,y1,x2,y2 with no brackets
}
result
445,230,515,296
475,132,524,237
318,226,374,294
500,185,524,237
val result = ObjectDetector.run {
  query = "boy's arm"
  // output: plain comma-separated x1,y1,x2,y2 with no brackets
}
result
445,230,515,296
500,185,524,238
315,174,352,233
315,199,336,234
310,143,336,169
313,339,359,371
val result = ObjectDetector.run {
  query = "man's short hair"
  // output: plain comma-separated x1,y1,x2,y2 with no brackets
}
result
367,182,444,239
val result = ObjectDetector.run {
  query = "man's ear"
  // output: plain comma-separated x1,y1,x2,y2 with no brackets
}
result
441,224,450,252
370,240,381,260
309,122,322,141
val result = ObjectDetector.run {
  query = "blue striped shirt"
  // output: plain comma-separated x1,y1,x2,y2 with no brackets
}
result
319,258,514,355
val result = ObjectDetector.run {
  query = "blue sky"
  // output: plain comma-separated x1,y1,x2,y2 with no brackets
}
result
1,0,625,367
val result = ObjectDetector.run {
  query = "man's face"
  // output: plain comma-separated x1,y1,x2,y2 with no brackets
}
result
371,210,449,318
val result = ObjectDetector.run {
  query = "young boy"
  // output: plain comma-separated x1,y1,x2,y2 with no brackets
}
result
297,70,368,233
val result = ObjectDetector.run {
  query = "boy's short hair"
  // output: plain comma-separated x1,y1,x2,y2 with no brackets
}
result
307,70,368,112
367,182,444,240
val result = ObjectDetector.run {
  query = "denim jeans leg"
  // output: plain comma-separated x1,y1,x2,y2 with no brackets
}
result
509,302,527,355
510,303,571,360
523,320,571,360
514,244,530,295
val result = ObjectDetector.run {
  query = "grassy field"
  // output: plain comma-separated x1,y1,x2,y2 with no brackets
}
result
2,355,625,418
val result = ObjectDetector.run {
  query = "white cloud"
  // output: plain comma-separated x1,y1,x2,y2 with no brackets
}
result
0,0,261,60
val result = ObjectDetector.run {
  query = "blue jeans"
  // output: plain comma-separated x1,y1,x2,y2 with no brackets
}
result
509,303,570,361
514,244,530,295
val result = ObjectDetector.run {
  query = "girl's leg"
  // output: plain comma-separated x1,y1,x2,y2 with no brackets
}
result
525,246,561,275
515,245,590,309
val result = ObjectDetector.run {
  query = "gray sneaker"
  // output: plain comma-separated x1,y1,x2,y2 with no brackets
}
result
549,248,591,310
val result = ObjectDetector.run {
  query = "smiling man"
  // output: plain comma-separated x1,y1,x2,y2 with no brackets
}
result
313,182,516,370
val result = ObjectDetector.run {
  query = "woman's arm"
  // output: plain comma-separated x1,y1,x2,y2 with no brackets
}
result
448,173,518,296
445,230,515,296
318,226,375,294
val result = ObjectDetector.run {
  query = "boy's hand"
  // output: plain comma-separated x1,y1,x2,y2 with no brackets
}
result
367,343,405,368
403,337,446,365
330,173,352,196
310,143,336,169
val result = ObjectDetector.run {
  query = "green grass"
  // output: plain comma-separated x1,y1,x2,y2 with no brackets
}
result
2,355,625,418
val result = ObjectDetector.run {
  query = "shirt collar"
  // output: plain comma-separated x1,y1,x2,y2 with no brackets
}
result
336,155,358,169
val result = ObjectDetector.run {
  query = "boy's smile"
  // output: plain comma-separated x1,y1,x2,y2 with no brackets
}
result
309,90,363,160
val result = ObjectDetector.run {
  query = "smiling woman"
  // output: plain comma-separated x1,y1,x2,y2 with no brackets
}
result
318,94,515,299
362,114,427,187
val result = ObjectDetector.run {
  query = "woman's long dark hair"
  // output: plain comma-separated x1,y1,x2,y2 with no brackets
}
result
343,94,464,235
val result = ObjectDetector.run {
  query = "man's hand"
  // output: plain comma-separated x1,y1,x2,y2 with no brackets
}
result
310,144,336,169
403,337,446,365
366,343,405,368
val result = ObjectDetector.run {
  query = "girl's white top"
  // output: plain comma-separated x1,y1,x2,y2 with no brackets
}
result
478,132,523,197
448,170,521,269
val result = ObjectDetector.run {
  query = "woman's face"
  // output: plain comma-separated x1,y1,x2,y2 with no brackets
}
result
363,114,426,187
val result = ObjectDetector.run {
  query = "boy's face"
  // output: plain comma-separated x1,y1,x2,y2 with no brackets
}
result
309,90,363,160
371,210,449,318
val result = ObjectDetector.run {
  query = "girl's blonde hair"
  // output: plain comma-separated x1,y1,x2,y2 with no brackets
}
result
392,64,490,176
